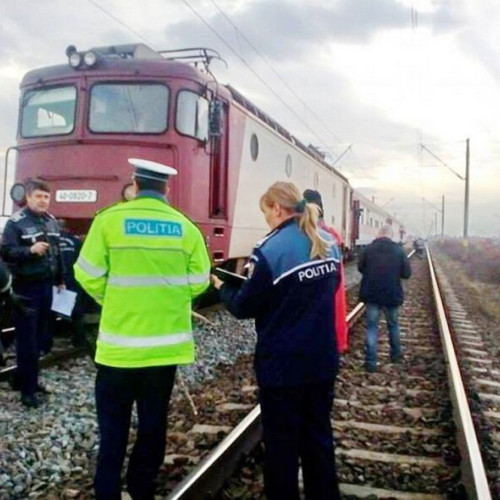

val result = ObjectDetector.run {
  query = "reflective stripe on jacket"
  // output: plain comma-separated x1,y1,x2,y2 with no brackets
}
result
74,194,211,368
219,218,341,388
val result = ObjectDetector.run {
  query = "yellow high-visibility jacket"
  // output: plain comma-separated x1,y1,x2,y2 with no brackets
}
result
74,193,211,368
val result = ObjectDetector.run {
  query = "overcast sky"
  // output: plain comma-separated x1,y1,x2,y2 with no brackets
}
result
1,0,499,236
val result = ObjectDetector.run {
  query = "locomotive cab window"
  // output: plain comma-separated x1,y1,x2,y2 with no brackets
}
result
21,86,77,137
176,90,209,142
89,83,168,133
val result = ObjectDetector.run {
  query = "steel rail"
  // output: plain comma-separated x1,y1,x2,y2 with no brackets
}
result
427,248,491,500
167,274,370,499
0,345,86,382
167,246,491,499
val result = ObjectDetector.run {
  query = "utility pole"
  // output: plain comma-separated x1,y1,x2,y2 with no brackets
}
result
463,138,470,238
420,141,469,239
441,195,445,237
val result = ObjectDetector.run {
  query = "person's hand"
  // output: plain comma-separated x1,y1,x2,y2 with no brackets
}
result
210,274,224,290
30,241,49,255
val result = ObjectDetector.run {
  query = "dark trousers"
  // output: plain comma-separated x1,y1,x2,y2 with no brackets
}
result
94,364,177,500
13,281,53,396
259,379,341,500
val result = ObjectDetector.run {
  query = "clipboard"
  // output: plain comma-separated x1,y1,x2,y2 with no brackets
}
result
212,267,247,287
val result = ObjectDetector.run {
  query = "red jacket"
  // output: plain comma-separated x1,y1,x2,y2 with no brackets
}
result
319,221,348,353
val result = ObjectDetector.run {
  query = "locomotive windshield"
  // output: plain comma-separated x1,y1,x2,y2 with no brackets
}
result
20,86,77,137
89,83,169,133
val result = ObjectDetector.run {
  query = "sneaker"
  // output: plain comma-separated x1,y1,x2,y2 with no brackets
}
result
390,355,403,364
21,394,39,408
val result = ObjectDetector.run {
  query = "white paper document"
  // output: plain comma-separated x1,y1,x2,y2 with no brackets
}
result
51,287,77,317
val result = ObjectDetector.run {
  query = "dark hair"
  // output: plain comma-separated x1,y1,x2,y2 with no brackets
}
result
25,178,50,194
134,176,166,193
303,189,324,217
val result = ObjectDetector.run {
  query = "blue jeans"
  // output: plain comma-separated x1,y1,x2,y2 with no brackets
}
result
365,303,401,370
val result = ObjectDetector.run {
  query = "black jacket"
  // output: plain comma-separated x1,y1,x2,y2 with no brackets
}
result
0,207,64,284
358,237,411,307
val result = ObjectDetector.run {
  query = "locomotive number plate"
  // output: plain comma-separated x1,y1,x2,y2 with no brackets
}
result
56,189,97,203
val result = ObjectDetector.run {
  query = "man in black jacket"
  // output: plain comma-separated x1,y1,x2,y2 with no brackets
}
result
0,179,65,407
358,224,411,372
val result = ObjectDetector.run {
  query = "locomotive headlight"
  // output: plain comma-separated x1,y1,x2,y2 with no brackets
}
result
10,183,26,205
68,52,82,68
122,183,136,202
83,51,97,67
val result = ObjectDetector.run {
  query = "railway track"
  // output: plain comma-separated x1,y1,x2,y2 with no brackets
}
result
162,249,493,499
3,249,494,498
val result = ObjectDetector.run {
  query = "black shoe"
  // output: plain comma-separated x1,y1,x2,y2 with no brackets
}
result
35,383,51,394
21,394,39,408
391,355,403,364
0,355,5,367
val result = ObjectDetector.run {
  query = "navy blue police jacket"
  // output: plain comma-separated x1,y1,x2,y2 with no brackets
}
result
0,207,64,284
219,218,341,388
357,236,411,307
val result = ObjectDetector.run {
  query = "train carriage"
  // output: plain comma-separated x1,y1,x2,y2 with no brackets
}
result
5,43,354,265
352,190,405,249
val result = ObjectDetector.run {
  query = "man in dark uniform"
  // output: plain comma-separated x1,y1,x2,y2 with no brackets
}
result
58,219,87,348
0,257,13,366
0,179,65,408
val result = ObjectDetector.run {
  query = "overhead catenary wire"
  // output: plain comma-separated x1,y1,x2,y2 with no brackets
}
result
87,0,369,174
87,0,159,49
208,0,345,146
179,0,344,163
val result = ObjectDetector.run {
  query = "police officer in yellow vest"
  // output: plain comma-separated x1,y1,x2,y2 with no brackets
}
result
74,158,211,500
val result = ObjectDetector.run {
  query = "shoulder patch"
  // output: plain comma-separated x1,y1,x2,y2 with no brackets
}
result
9,210,26,222
254,228,278,249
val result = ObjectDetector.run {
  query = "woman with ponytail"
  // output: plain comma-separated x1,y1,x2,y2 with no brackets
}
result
212,181,342,500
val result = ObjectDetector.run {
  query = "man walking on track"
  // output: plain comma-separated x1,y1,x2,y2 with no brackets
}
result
75,158,211,500
358,223,411,372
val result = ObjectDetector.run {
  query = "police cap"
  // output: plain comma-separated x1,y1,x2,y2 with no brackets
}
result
128,158,178,182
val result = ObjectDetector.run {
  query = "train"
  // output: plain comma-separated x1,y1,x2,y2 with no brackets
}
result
3,43,404,266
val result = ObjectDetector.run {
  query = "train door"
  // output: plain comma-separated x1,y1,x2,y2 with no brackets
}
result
209,100,229,219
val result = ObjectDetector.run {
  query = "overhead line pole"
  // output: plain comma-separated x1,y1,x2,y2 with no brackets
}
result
420,141,470,239
463,138,470,239
441,195,445,238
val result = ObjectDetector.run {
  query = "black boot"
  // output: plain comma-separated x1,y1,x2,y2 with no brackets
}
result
21,394,39,408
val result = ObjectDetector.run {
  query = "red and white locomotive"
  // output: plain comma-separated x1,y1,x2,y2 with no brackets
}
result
5,43,402,264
